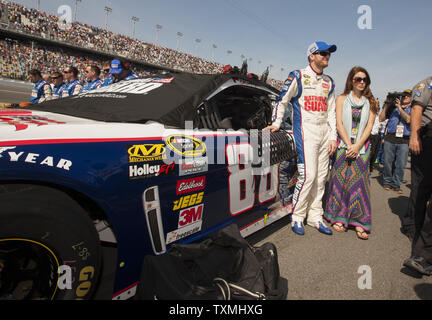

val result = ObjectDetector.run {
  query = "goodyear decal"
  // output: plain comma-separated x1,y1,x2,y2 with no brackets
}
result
165,135,206,157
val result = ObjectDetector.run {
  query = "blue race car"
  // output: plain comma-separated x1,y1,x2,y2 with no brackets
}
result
0,72,297,300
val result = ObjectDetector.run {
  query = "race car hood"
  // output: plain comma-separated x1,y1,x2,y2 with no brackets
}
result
26,73,280,129
0,108,168,144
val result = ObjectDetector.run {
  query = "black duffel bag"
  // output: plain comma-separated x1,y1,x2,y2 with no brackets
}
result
135,223,287,300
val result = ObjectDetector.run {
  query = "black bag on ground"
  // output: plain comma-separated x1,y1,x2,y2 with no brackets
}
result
135,223,288,300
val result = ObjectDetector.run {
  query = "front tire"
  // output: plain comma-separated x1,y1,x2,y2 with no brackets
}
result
0,184,101,300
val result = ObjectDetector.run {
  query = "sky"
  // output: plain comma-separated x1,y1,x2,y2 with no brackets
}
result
5,0,432,103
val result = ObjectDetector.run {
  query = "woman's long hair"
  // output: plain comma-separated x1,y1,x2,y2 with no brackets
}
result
343,66,379,114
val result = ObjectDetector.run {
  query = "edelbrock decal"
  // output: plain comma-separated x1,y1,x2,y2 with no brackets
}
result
176,176,206,195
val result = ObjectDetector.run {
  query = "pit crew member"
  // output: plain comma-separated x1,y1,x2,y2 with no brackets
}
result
82,65,103,93
61,66,83,97
29,69,52,104
101,59,138,87
50,71,66,100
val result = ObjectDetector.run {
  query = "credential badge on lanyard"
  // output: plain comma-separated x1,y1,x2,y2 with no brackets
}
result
395,124,404,138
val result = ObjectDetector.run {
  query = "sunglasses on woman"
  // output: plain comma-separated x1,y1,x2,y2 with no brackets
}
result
353,77,368,83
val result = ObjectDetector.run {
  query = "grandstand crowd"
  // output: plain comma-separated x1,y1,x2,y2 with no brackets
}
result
0,1,283,90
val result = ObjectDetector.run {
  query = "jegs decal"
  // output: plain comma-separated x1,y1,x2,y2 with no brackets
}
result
172,191,204,211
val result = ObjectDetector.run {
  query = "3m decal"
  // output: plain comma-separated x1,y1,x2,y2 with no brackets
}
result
127,144,167,162
165,135,206,157
172,191,204,211
178,157,208,176
0,146,72,171
178,204,204,228
129,162,175,180
176,176,206,195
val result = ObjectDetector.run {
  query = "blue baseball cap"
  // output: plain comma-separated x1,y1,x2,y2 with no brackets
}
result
109,59,123,74
307,41,337,57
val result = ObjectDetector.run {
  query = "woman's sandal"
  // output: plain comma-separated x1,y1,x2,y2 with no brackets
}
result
333,223,345,233
355,227,369,240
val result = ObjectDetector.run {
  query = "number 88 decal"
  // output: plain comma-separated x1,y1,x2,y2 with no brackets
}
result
226,143,278,215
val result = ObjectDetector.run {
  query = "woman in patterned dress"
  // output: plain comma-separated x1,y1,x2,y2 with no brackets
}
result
324,66,379,240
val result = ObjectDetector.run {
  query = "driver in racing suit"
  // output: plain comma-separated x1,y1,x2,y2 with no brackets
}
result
265,41,337,235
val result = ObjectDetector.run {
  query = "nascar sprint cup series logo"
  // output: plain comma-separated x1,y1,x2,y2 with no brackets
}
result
165,135,206,158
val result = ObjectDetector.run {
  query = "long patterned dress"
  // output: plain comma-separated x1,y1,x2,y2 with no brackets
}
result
324,106,372,232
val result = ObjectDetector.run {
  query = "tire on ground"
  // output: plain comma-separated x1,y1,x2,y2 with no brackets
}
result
0,184,101,300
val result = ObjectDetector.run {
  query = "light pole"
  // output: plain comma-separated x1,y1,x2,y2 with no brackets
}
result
104,6,112,30
280,67,284,80
194,38,201,56
212,44,217,62
36,0,40,11
176,32,183,51
227,50,232,65
74,0,82,22
155,24,162,45
131,16,139,38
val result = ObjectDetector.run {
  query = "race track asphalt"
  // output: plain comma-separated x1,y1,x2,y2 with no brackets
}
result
0,79,33,104
1,79,431,300
248,164,432,300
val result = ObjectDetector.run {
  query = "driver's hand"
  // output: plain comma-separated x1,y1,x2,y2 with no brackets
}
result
263,125,279,133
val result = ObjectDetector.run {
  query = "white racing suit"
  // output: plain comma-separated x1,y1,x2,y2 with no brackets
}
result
272,65,336,225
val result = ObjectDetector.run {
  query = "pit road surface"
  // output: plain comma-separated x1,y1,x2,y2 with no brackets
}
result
1,79,431,300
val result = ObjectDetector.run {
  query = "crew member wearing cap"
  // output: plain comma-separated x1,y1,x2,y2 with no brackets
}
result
264,41,337,235
403,76,432,276
101,59,138,87
379,90,412,197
